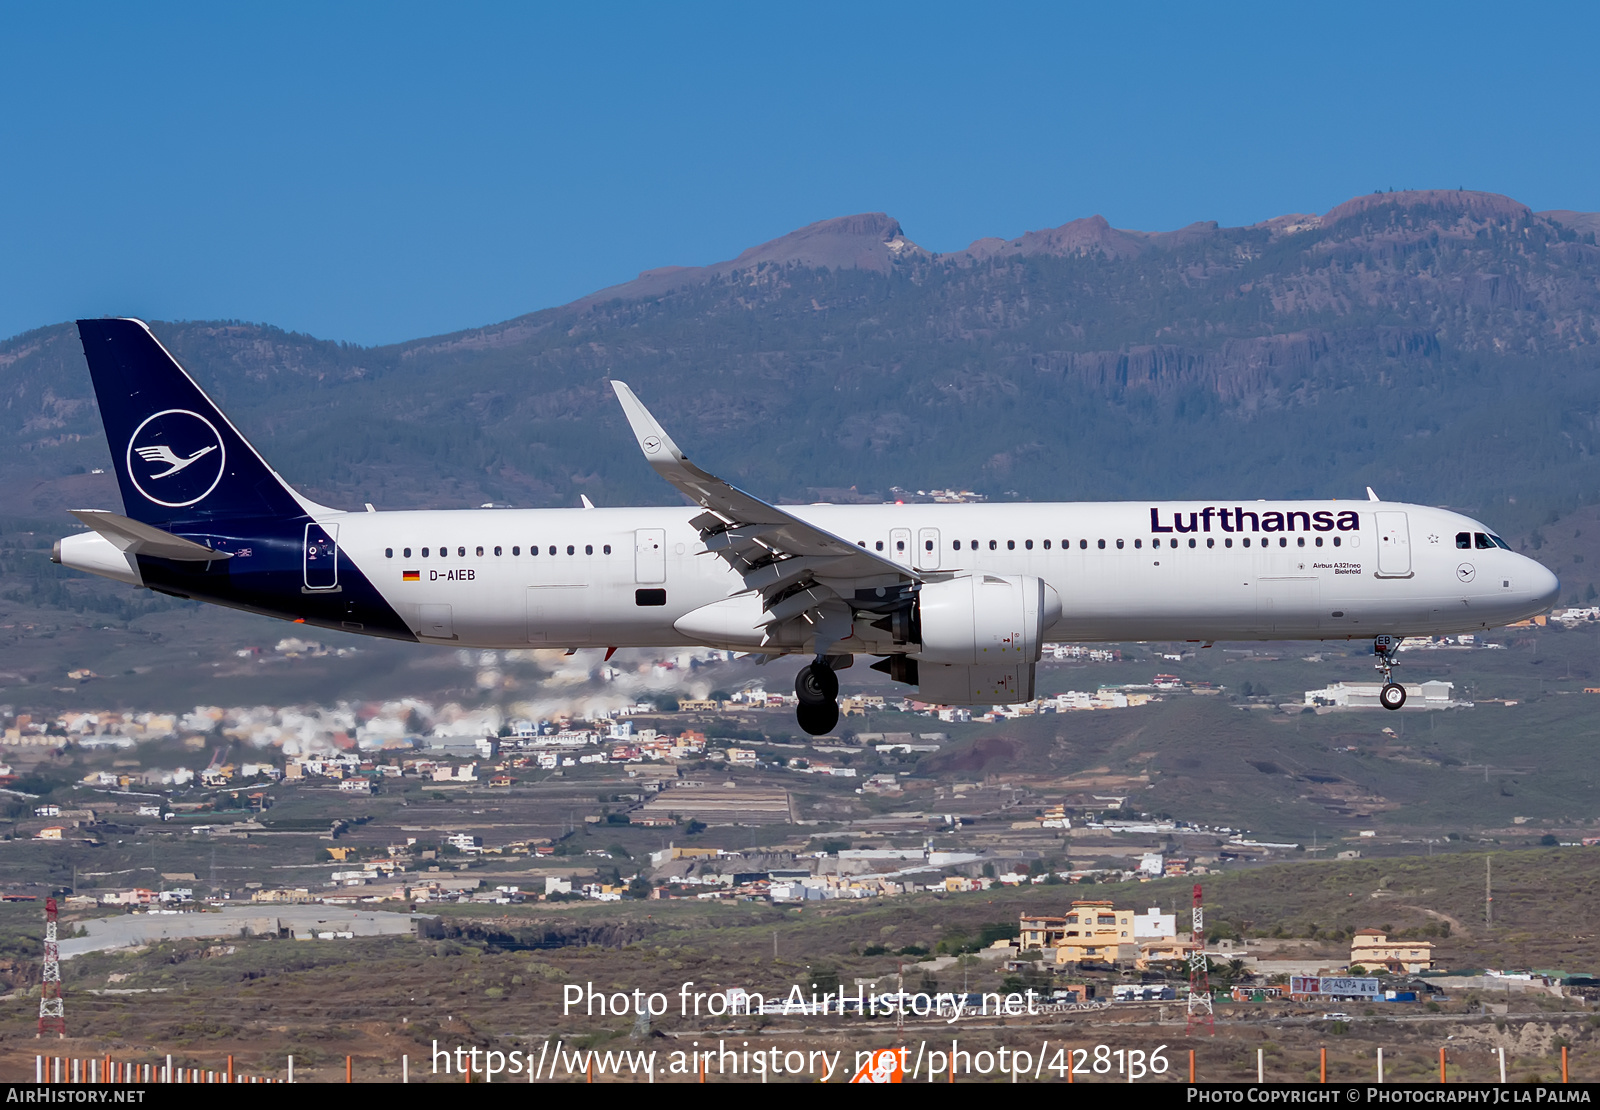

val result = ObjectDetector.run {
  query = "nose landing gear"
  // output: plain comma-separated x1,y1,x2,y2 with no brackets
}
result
795,658,840,736
1374,634,1406,710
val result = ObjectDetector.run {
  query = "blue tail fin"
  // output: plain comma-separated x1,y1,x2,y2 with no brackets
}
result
77,318,308,526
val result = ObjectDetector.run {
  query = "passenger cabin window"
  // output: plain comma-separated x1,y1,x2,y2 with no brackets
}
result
1116,539,1124,549
1096,539,1105,549
896,540,905,552
1456,532,1472,549
585,544,594,555
1242,537,1251,547
1207,538,1214,548
951,539,961,551
403,547,412,558
513,546,520,555
476,546,484,556
875,541,884,551
989,540,997,550
1042,540,1050,549
970,540,979,550
1079,540,1087,549
604,544,612,554
493,546,501,556
925,540,934,552
421,547,430,557
458,546,465,557
530,545,539,556
1025,539,1033,550
1475,532,1494,550
1315,537,1323,547
1134,539,1142,549
1006,540,1015,550
385,548,393,558
1297,537,1305,547
1188,538,1196,548
566,545,576,555
1332,537,1341,547
548,545,556,555
1224,538,1233,548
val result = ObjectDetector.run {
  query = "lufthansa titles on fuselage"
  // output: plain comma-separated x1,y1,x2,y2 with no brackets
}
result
1148,507,1361,534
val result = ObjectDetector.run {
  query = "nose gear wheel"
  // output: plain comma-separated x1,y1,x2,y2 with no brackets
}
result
1373,635,1405,711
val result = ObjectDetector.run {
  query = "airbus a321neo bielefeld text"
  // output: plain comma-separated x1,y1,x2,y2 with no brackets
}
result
55,319,1561,734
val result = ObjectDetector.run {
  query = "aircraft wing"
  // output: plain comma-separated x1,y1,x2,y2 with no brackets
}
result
611,381,914,650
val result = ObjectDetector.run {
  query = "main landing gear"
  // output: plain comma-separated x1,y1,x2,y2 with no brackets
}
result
795,657,840,736
1374,634,1406,711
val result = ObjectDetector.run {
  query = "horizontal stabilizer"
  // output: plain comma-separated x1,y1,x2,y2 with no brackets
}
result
69,510,232,561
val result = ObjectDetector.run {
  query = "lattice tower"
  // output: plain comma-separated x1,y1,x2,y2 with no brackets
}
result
38,897,64,1038
1185,882,1213,1035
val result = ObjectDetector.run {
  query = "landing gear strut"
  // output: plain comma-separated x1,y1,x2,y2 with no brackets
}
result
795,658,840,736
1374,634,1406,711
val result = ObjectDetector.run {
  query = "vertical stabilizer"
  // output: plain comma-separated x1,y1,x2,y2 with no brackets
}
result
76,318,309,526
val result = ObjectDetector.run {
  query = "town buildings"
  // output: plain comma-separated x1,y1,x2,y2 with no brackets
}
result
1349,929,1435,973
1019,902,1190,969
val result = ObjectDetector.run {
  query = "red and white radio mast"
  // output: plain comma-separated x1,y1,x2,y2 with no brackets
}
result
37,896,65,1038
1185,882,1213,1035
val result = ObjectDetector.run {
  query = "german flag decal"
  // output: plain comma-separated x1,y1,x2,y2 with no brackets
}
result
402,570,419,582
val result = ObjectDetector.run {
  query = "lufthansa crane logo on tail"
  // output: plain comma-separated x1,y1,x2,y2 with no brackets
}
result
136,443,216,478
125,409,227,508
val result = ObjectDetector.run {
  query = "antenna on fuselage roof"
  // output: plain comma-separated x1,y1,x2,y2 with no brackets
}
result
1366,487,1381,502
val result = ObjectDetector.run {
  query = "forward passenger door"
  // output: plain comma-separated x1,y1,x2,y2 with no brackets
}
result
1374,512,1412,577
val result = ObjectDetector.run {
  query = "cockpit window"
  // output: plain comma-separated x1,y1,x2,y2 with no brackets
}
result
1475,532,1495,550
1491,534,1511,550
1456,532,1471,549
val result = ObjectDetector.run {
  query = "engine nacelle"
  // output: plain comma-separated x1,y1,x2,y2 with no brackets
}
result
914,574,1061,665
917,662,1035,706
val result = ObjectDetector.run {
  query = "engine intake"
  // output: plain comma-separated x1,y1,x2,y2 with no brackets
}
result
914,574,1061,665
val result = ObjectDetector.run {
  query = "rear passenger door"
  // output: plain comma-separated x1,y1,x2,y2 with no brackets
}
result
634,528,666,583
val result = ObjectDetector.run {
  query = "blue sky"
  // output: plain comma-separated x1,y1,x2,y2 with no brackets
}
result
3,2,1598,346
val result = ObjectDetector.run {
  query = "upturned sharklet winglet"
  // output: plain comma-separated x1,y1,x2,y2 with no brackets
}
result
610,379,914,654
609,380,909,577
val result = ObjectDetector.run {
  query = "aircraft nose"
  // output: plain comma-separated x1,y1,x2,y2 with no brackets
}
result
1527,559,1560,611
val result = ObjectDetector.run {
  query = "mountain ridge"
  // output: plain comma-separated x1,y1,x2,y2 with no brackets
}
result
538,188,1574,315
3,188,1600,600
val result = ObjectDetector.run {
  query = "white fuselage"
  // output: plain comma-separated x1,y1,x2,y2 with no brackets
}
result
315,499,1558,651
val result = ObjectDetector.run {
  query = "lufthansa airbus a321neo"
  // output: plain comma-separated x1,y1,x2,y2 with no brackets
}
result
55,319,1561,734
